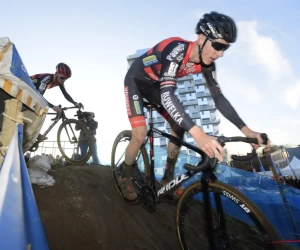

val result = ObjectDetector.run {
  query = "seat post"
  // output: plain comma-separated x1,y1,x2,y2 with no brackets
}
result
148,106,154,128
143,101,159,130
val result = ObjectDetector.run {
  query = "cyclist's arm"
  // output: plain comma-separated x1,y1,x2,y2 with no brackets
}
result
202,63,247,130
47,101,54,108
159,42,195,132
59,84,77,105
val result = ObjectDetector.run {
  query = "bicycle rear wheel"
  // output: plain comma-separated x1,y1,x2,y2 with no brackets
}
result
176,181,288,250
57,119,93,165
111,130,150,197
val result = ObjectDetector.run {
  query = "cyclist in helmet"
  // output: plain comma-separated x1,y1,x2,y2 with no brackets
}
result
30,63,82,112
120,11,270,201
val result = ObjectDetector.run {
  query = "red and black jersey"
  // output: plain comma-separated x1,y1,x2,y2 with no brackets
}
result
127,37,202,84
30,73,59,96
126,37,203,131
30,73,76,108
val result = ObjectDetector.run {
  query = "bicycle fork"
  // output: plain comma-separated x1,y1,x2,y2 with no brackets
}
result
201,171,229,249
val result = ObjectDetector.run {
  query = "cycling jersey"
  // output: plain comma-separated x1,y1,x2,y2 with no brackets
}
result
30,73,76,108
125,37,246,131
126,37,201,131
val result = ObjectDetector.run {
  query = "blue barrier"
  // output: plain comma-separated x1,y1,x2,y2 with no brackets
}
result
180,164,300,248
0,125,49,250
146,145,300,247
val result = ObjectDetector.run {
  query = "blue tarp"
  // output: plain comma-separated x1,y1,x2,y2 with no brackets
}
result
0,125,49,250
180,165,300,248
148,145,300,247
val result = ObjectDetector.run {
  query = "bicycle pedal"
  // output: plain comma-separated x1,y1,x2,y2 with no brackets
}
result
37,134,48,141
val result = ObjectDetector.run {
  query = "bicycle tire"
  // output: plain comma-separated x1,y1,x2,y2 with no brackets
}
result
111,130,150,197
176,180,286,250
57,119,93,165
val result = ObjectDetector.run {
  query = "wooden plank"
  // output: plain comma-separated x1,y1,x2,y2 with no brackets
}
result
0,99,22,165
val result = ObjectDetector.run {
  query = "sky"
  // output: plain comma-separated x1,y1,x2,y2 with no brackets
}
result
2,0,300,163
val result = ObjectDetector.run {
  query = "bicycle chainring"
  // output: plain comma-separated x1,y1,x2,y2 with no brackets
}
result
29,142,39,152
140,185,156,213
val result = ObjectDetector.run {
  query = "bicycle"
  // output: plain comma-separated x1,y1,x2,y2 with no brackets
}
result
111,101,295,250
29,104,93,165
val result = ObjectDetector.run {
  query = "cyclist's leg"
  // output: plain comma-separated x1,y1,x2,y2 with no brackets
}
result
120,77,147,200
123,77,147,172
124,126,147,168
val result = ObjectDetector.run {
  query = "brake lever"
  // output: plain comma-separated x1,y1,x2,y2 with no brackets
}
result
51,112,61,121
217,136,226,147
260,133,268,145
79,102,84,110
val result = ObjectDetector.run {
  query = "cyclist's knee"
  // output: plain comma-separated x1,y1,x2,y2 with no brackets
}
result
131,126,147,145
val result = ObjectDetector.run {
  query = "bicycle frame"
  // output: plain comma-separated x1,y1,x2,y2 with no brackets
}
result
39,112,64,140
30,106,78,151
136,105,217,202
37,109,71,142
132,103,264,203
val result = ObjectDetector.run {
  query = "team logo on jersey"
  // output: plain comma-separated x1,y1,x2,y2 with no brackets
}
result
132,95,139,100
179,62,196,75
124,86,132,116
38,75,51,91
167,62,178,77
143,55,158,67
166,43,185,61
176,53,184,62
134,101,142,114
161,91,183,125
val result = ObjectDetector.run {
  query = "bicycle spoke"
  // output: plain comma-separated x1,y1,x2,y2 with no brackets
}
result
111,130,150,198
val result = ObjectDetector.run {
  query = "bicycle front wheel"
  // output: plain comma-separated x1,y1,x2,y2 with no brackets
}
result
111,130,150,197
176,181,286,250
57,119,93,165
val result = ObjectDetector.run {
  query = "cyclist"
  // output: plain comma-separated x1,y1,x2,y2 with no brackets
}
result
120,11,270,201
30,63,82,112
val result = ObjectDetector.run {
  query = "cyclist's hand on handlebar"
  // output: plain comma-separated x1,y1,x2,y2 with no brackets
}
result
244,129,270,151
75,102,84,109
196,134,225,162
52,105,62,113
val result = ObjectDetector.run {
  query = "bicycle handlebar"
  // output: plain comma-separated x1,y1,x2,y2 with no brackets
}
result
61,106,78,111
47,104,82,121
60,102,84,111
184,133,268,172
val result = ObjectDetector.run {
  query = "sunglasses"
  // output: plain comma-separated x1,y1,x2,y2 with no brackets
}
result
208,37,230,51
58,75,67,80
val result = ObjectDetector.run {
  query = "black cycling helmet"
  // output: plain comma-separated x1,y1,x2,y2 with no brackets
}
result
195,11,237,43
56,63,72,79
195,12,237,65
